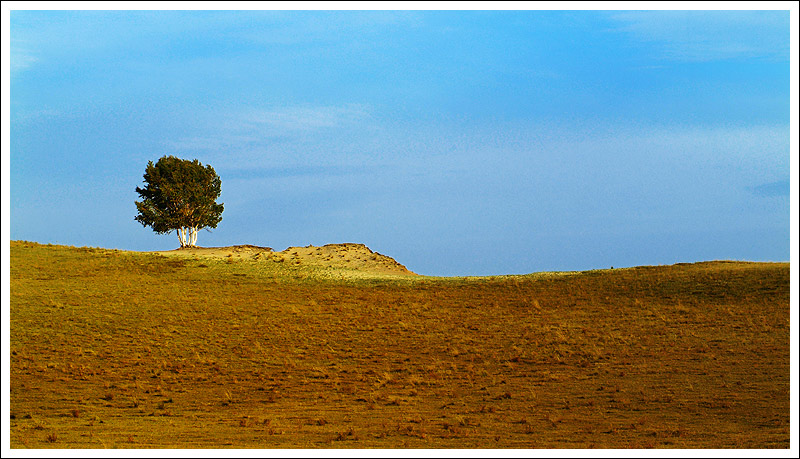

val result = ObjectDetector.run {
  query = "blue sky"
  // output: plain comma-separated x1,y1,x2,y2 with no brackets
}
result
6,7,794,276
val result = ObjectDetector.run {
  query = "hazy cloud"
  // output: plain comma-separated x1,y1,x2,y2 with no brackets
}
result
10,49,38,72
609,10,789,62
10,108,61,124
749,179,790,198
237,10,424,46
220,164,378,181
165,103,377,169
239,104,371,132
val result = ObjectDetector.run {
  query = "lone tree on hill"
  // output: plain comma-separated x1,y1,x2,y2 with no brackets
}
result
134,155,224,248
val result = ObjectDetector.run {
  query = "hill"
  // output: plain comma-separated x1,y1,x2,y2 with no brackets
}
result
150,242,416,276
8,241,790,448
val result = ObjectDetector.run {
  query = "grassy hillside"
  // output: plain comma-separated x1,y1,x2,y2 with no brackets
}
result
9,241,790,448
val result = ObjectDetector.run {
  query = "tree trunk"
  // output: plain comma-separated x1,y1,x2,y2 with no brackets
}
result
176,227,200,248
177,228,187,247
189,227,198,247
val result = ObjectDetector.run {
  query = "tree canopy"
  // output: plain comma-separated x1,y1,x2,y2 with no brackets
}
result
134,156,224,247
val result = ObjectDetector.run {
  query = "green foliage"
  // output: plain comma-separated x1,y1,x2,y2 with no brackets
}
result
134,156,224,236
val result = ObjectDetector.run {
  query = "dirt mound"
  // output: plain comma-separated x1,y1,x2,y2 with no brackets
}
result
153,243,416,276
275,243,416,275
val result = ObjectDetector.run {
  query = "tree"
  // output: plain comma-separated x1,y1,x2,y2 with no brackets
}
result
134,155,224,248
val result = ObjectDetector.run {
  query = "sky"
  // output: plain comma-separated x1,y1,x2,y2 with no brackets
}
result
5,4,796,276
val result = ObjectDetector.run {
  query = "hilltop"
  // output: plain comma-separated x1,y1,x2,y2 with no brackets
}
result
150,242,417,276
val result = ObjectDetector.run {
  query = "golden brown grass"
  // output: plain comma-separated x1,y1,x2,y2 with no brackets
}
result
150,242,416,277
9,241,790,448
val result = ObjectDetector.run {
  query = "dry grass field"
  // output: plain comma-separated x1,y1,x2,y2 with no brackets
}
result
9,240,790,449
